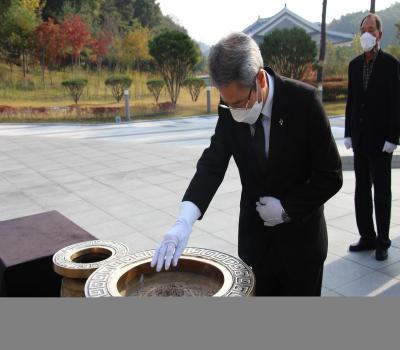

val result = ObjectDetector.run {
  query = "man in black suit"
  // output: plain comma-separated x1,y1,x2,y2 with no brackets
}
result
345,14,400,261
151,32,342,296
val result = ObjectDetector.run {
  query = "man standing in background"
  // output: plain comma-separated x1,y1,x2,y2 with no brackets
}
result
345,13,400,261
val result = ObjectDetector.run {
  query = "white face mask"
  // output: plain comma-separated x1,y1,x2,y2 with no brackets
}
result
230,80,264,125
360,32,377,52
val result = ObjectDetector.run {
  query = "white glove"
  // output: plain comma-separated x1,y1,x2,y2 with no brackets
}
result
344,137,352,150
382,141,397,154
256,197,285,227
150,201,201,272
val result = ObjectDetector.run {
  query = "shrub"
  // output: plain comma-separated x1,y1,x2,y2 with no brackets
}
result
105,75,133,103
182,77,205,102
302,79,348,101
322,81,348,102
61,78,88,104
158,101,174,112
0,105,14,114
323,76,346,83
146,79,165,102
89,106,122,118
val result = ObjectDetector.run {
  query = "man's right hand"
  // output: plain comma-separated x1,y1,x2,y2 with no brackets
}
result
150,218,191,272
344,137,352,150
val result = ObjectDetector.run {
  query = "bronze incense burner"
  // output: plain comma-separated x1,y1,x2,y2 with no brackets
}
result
85,248,255,297
53,240,129,297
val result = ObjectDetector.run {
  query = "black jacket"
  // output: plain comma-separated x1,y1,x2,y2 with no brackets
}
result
183,68,343,267
345,50,400,154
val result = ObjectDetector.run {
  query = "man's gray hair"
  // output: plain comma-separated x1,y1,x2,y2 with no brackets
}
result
208,32,264,89
360,13,383,32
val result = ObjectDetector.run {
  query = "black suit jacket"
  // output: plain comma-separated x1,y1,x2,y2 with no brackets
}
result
183,68,343,267
345,50,400,154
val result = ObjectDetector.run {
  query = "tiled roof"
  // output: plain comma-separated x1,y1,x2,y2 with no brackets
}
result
244,7,353,43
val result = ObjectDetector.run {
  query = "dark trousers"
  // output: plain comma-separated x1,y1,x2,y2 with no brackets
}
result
353,151,392,248
252,254,324,296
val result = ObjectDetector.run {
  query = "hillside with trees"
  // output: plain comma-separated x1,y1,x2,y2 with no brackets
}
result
0,0,212,122
327,2,400,48
0,0,188,75
40,0,186,35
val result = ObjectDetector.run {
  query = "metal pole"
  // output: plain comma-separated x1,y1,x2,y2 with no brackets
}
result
206,86,211,114
124,89,130,121
317,84,323,103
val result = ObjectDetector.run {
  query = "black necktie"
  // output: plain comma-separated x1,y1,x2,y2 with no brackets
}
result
252,114,268,174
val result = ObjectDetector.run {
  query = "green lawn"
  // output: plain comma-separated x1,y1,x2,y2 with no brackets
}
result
324,100,346,117
0,63,346,122
0,98,346,123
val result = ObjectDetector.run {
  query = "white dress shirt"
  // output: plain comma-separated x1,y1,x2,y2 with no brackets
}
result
250,71,275,158
181,72,275,221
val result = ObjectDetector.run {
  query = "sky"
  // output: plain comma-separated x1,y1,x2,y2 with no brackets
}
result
157,0,399,45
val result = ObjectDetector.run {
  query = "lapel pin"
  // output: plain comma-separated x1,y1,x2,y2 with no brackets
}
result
279,119,284,126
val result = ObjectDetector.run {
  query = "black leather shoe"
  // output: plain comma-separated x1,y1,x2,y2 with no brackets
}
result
375,247,388,261
349,239,376,252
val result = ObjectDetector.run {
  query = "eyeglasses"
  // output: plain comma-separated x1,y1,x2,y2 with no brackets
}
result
219,87,253,111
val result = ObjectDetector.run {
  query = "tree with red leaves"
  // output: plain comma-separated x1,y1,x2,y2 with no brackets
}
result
89,31,112,71
36,18,65,84
61,14,91,69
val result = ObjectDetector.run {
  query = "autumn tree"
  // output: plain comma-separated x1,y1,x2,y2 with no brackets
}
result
21,0,41,11
42,0,185,36
58,0,105,34
0,0,40,77
119,27,151,70
61,14,91,69
149,31,200,106
36,18,65,84
89,31,112,71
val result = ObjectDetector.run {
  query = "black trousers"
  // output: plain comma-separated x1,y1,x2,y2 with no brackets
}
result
252,243,324,296
253,261,323,296
353,150,393,249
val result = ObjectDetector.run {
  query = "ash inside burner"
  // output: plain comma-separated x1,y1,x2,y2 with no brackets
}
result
123,271,221,297
132,282,215,297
